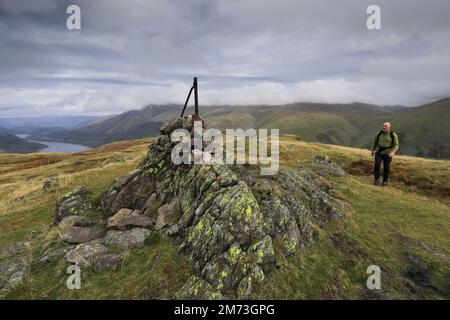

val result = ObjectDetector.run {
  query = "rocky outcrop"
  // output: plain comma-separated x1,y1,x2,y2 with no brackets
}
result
97,115,346,299
0,241,33,290
42,116,345,297
174,275,222,300
54,187,91,224
309,155,346,177
233,164,345,254
47,185,155,275
0,257,29,291
43,177,59,192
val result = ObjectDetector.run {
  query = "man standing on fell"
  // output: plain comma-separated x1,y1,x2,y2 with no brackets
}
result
371,122,399,186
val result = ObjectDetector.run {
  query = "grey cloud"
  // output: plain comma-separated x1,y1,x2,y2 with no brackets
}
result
0,0,449,116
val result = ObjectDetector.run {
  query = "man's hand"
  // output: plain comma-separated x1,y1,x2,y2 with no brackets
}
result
389,152,395,158
371,150,375,156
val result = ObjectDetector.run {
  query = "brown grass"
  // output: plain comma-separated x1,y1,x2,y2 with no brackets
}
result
0,138,152,218
279,135,450,205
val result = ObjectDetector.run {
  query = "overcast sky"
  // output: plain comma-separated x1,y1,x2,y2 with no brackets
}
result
0,0,449,116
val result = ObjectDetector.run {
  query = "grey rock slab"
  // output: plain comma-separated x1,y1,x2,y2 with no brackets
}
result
61,226,106,244
101,228,151,249
66,241,108,267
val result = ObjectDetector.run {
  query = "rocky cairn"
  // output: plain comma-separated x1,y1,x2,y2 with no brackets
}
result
99,115,345,298
1,115,345,298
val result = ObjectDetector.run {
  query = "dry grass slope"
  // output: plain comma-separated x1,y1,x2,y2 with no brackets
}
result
0,136,448,299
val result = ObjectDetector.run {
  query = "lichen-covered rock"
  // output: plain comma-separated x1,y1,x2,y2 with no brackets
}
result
96,118,274,298
43,177,59,192
101,228,151,249
282,219,302,255
66,241,108,267
179,176,266,270
309,155,346,177
199,242,268,296
107,208,153,230
174,275,223,300
54,187,90,224
248,236,275,265
160,117,183,135
237,265,265,298
0,257,29,290
245,167,345,253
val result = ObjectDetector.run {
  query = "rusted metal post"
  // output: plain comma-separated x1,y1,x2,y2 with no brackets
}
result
180,85,194,117
193,77,199,118
180,77,200,118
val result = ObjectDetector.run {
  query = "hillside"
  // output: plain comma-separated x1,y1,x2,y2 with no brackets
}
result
0,127,9,134
8,127,68,136
357,98,450,159
0,129,448,299
203,103,386,146
30,100,450,159
29,105,176,147
381,105,409,113
0,133,47,153
33,103,388,148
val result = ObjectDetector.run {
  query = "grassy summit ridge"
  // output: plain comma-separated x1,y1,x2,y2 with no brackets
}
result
0,135,448,299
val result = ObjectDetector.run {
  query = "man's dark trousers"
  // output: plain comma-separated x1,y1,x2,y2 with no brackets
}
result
374,153,392,182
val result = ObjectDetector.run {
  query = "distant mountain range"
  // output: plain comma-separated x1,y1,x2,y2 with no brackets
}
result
0,116,99,131
27,106,169,147
357,98,450,159
2,99,449,159
381,105,409,113
28,102,386,148
0,116,101,154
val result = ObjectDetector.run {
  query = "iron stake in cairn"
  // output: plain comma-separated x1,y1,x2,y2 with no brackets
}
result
180,77,200,120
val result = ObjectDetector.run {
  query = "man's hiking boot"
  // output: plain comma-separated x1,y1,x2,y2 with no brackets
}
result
374,179,381,186
382,181,388,187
